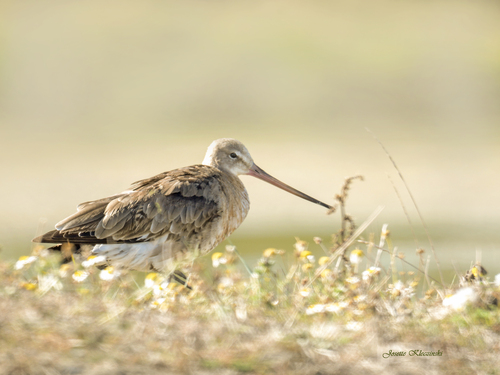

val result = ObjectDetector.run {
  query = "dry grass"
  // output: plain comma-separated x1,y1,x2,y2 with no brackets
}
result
2,176,500,375
2,217,500,374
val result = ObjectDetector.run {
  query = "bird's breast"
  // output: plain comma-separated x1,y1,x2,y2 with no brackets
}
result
216,173,250,244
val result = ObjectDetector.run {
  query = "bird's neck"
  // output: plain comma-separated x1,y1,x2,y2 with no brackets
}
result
202,155,234,176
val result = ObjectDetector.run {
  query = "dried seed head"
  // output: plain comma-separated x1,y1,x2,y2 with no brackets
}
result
318,256,330,266
302,263,313,272
320,269,332,279
263,248,276,258
294,239,308,253
299,250,312,259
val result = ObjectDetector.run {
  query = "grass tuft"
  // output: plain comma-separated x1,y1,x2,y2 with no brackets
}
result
1,177,499,374
2,222,500,374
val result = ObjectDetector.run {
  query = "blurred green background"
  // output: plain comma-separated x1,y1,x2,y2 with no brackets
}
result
1,0,499,278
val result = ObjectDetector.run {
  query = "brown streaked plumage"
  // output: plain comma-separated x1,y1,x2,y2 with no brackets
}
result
33,138,333,272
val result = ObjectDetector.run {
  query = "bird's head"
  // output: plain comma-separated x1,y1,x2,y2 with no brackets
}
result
202,138,254,176
203,138,334,210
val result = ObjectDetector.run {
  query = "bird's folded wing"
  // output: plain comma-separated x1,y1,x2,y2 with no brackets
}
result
33,165,222,244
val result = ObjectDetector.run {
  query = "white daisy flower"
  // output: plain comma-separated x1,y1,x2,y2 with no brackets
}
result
72,270,89,283
150,298,166,309
349,249,364,264
99,266,119,281
14,256,37,270
346,276,360,284
443,287,478,310
494,273,500,287
325,303,341,314
299,288,311,297
362,266,381,281
212,252,225,268
306,304,325,315
145,273,158,288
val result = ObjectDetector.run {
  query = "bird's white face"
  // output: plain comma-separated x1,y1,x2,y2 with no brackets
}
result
202,138,254,176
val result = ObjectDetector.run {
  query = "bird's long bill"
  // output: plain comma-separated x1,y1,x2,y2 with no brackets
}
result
246,164,334,210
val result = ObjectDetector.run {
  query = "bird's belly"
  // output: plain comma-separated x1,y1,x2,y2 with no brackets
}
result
92,234,188,272
91,226,234,272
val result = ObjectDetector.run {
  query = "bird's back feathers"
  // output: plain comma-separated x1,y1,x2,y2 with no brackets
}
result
33,165,229,246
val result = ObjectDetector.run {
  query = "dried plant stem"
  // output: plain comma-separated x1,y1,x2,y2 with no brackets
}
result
340,202,347,243
233,248,253,277
424,255,432,291
390,246,397,285
387,174,419,249
357,240,443,289
334,175,364,255
308,205,384,288
366,128,445,288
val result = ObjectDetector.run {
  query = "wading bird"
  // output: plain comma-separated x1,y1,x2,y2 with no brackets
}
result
33,138,333,272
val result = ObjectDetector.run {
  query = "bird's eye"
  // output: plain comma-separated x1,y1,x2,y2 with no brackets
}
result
229,152,237,159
